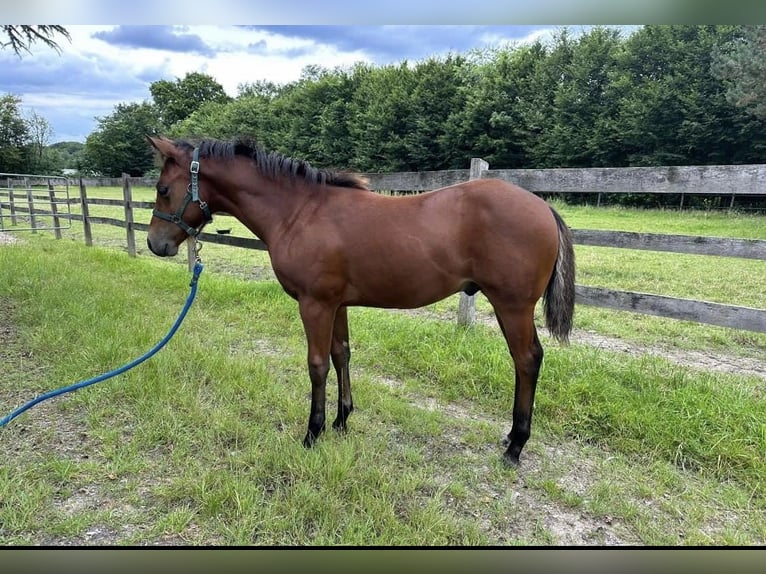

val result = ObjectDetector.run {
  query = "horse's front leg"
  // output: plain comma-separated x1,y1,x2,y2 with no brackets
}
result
298,297,336,448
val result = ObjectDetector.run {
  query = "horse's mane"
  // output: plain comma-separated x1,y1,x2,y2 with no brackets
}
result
172,137,369,190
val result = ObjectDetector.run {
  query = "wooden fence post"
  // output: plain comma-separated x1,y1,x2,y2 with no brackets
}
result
122,173,136,257
7,177,17,226
48,179,62,240
186,239,196,273
25,178,37,233
457,158,489,327
79,178,93,247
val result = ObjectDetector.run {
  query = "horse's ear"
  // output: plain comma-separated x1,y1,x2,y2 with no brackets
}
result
146,135,176,159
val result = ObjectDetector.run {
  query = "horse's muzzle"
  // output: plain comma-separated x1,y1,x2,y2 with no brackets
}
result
147,237,178,257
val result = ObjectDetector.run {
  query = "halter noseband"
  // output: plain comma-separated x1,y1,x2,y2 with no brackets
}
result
152,147,213,237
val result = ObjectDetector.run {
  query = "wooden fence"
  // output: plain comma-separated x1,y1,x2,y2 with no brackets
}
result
1,162,765,334
0,174,71,237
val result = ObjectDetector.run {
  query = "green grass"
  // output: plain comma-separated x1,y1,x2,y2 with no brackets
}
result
559,201,765,238
0,236,764,545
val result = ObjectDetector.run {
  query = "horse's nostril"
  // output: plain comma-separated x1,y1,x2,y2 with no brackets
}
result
146,237,166,256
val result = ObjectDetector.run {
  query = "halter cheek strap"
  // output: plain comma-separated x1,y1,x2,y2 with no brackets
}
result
152,147,213,237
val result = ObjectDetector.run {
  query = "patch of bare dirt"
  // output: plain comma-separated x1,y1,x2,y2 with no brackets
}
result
36,480,221,546
0,231,19,245
570,329,766,379
0,297,18,349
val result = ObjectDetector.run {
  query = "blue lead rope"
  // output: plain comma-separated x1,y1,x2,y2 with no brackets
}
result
0,261,204,429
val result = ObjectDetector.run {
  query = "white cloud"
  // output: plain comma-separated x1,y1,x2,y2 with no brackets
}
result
62,25,371,97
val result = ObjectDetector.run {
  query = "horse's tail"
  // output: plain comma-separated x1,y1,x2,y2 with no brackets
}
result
543,207,576,344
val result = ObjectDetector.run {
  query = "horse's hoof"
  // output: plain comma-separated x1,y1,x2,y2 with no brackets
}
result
502,452,520,468
302,433,317,448
332,422,348,433
331,415,350,432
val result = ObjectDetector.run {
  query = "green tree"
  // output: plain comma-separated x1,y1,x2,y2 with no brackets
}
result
347,62,418,171
81,102,161,177
237,79,283,100
170,92,283,151
49,141,85,171
403,55,468,170
1,25,70,56
521,28,576,168
613,25,763,167
271,65,359,167
150,72,232,129
0,95,69,174
0,94,30,173
163,25,766,180
711,25,766,119
442,43,550,169
25,110,53,172
529,27,623,167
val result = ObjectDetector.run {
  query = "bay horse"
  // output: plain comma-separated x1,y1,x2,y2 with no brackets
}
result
146,135,575,466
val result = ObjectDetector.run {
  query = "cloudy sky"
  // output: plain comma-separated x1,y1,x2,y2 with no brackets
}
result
2,24,632,144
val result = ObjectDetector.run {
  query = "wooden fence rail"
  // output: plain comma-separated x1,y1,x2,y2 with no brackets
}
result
0,174,71,234
1,165,765,334
360,164,766,196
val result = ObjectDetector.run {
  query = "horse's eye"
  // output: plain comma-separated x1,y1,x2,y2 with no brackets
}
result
157,184,170,197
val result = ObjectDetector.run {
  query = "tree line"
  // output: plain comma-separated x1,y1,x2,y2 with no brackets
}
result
3,25,766,208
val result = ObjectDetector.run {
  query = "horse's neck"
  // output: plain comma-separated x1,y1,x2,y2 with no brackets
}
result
211,172,309,245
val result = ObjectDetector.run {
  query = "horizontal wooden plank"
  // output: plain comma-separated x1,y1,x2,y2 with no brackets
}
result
77,165,766,196
0,205,73,219
85,198,127,207
76,177,156,188
486,164,766,195
0,192,69,202
130,221,268,250
133,200,155,210
572,230,766,260
85,197,155,209
361,170,469,192
196,230,267,250
576,285,766,333
357,164,766,195
83,215,124,226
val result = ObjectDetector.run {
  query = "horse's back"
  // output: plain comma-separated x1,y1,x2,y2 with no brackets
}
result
407,178,560,255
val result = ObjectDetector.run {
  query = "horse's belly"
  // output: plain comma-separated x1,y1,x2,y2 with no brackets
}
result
345,267,464,309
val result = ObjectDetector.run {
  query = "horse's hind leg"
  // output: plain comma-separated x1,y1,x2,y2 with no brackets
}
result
331,306,354,432
489,301,544,466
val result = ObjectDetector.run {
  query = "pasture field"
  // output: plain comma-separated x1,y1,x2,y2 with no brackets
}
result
0,206,764,545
